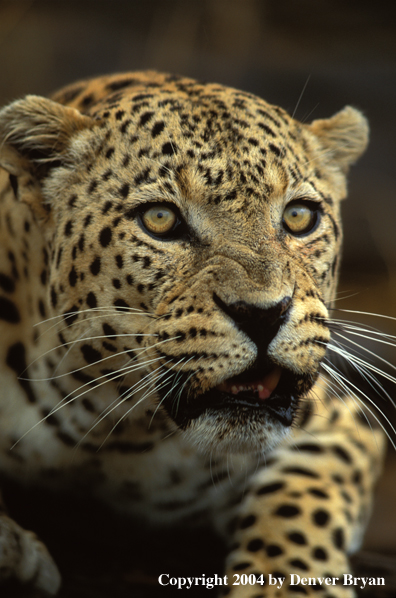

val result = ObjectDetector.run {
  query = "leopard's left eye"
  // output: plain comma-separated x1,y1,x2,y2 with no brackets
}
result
282,201,320,236
141,204,178,236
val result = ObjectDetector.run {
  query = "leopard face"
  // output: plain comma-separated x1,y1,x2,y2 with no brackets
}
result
0,72,368,455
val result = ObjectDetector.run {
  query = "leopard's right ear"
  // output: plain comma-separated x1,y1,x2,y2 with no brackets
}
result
308,106,369,173
0,95,93,179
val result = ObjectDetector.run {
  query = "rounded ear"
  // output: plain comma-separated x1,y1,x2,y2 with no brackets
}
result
308,106,369,173
0,95,93,178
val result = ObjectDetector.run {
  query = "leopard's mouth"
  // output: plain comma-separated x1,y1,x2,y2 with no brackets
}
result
216,366,282,400
160,362,311,429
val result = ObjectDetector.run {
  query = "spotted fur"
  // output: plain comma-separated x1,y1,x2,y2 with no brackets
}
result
0,72,385,596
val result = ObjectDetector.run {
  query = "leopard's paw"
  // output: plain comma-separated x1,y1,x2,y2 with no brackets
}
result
0,514,61,595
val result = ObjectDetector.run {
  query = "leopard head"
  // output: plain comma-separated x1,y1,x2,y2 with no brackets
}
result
0,73,368,454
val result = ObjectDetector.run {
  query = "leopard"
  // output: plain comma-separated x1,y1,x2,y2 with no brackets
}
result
0,71,387,597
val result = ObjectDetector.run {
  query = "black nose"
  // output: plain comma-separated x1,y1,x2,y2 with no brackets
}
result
213,292,292,350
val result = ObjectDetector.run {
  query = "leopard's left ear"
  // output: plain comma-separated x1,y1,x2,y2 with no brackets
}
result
0,95,93,178
309,106,369,173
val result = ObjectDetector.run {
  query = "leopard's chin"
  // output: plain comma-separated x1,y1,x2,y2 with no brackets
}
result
181,406,292,455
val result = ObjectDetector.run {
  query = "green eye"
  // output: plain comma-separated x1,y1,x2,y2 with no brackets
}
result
142,205,177,236
283,202,319,236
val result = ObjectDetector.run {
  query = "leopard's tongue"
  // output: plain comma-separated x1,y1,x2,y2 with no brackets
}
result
216,367,282,400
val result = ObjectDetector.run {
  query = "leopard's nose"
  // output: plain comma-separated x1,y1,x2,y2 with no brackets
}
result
213,292,292,349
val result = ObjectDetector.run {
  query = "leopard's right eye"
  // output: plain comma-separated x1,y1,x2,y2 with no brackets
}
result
139,203,183,240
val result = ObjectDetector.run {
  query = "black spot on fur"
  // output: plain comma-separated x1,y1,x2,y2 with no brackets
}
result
298,402,313,427
68,266,77,287
162,142,177,156
139,111,154,126
99,227,112,247
0,273,15,293
38,299,46,318
332,528,345,550
293,443,323,454
102,201,113,214
81,344,102,364
151,121,165,137
134,168,151,186
86,292,97,308
288,532,307,545
80,94,94,108
142,256,151,268
103,341,117,352
312,547,328,561
332,474,344,485
114,298,130,310
267,544,283,557
269,144,282,157
282,467,319,479
9,174,19,196
88,180,98,194
68,194,77,208
120,120,131,134
0,297,20,323
63,306,79,327
352,470,362,485
57,431,76,446
239,514,256,529
6,342,36,403
256,482,285,496
103,323,116,339
119,183,130,198
106,78,137,92
41,408,59,427
84,214,92,227
275,505,301,518
289,559,309,571
90,257,101,275
64,220,73,236
312,509,330,527
246,538,265,552
309,488,329,499
331,445,352,464
51,287,58,308
82,398,95,412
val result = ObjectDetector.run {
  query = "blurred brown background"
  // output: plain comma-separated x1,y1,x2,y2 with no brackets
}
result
0,1,395,596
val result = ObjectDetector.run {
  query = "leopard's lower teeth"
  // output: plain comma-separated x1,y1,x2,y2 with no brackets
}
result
217,367,282,400
231,384,256,394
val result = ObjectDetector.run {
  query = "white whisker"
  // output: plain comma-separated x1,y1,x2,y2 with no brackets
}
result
10,355,166,450
22,335,179,383
330,332,396,381
322,362,396,451
331,325,396,348
327,340,394,405
335,308,396,323
94,360,187,451
34,306,154,327
291,75,311,119
75,360,175,449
